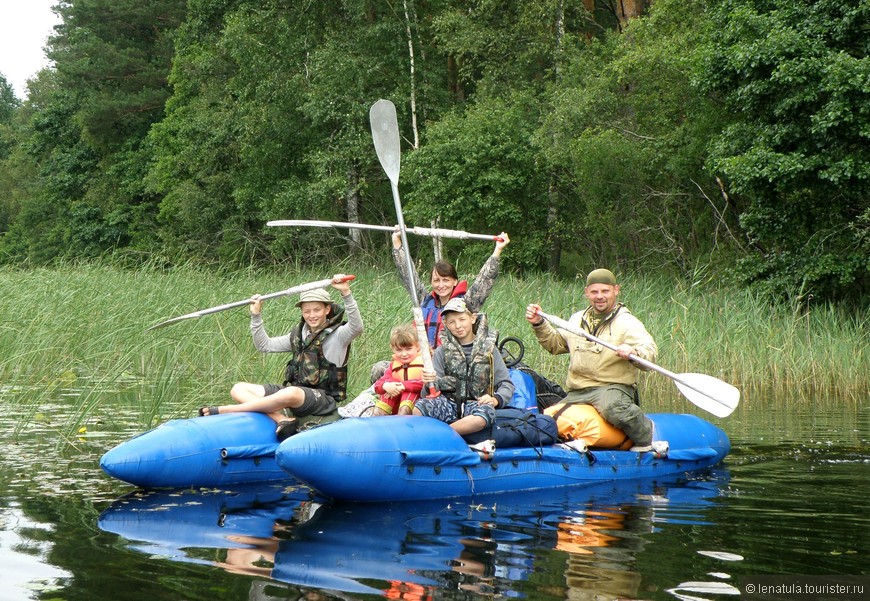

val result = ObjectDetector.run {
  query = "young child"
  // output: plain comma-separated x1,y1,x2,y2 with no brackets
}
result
373,323,425,416
413,298,514,436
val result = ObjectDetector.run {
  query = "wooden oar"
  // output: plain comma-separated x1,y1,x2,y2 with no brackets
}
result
370,99,438,396
147,276,355,331
536,309,739,418
267,219,503,242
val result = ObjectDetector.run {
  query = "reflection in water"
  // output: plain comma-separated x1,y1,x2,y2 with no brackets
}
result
0,505,71,598
97,483,315,568
98,475,729,599
665,581,741,601
559,508,643,600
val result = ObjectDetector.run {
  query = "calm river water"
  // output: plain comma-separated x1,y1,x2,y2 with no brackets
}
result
0,391,867,601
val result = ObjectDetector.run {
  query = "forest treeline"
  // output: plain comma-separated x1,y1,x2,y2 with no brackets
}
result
0,0,867,305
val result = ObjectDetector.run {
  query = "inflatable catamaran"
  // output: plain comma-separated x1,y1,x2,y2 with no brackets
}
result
100,402,730,500
100,328,737,502
102,323,736,497
101,326,736,498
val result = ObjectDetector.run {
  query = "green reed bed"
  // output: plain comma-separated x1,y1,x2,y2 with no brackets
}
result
720,293,869,403
1,263,865,439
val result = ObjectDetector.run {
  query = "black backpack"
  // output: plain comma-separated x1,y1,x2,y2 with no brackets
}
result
463,407,559,448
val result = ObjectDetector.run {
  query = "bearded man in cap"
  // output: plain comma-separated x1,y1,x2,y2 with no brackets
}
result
524,269,660,452
198,274,363,441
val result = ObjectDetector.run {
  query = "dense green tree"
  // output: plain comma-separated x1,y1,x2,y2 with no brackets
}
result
0,75,23,234
148,0,458,263
532,0,740,276
404,91,548,271
146,0,356,261
0,74,97,262
401,0,609,272
0,0,185,262
0,75,17,124
50,0,185,153
143,0,249,261
0,74,20,181
404,0,735,276
696,0,870,302
0,0,866,307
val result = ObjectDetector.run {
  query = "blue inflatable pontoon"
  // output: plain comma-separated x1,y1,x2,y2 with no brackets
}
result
100,412,288,488
274,413,729,502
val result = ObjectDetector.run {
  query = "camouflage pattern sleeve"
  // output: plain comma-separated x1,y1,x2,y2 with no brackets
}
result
392,247,428,302
431,346,457,392
464,255,500,312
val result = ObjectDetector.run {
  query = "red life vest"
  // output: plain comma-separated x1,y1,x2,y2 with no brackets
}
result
374,354,425,414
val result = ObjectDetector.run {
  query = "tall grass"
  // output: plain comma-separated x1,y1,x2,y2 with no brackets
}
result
1,262,866,438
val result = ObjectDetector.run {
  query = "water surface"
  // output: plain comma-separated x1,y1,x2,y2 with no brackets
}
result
1,389,867,600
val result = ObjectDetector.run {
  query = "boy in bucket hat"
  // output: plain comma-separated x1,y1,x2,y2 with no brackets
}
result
198,274,363,441
525,269,664,452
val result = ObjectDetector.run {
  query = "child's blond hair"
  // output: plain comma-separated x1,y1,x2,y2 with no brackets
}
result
390,323,419,349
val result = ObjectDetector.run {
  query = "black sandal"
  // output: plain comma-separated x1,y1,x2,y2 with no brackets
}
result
198,406,220,417
275,419,298,442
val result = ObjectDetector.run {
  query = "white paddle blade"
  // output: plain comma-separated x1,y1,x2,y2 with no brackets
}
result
673,373,740,418
369,99,401,185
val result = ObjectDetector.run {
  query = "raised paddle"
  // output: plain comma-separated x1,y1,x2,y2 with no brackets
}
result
147,275,356,331
266,219,503,242
369,99,437,395
536,309,739,418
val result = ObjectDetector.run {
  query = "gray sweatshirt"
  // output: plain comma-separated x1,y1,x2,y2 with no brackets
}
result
249,292,364,366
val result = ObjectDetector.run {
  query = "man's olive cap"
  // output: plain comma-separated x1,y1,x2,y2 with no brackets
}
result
585,268,617,287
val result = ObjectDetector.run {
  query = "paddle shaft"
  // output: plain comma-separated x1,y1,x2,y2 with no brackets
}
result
148,276,355,330
536,310,713,401
198,280,337,316
266,219,502,242
391,183,420,306
370,99,437,395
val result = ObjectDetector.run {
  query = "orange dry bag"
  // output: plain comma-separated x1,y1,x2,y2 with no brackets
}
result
544,403,633,449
